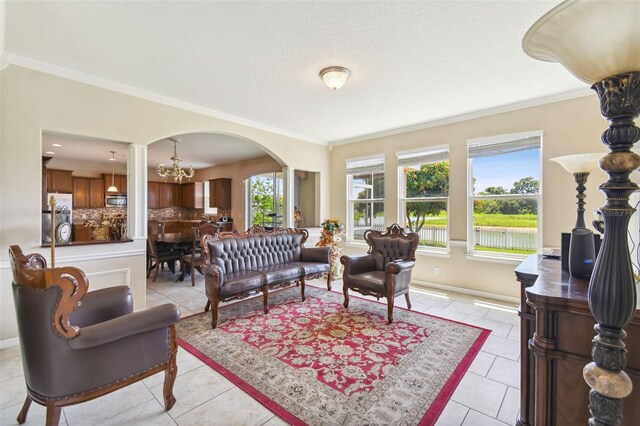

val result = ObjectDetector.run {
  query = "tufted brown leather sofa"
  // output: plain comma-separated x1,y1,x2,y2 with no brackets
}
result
201,226,331,328
340,223,419,323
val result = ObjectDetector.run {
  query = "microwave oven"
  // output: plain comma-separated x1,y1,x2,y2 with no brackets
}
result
105,194,127,208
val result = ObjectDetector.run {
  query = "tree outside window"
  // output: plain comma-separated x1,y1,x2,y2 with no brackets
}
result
399,149,449,250
249,173,283,228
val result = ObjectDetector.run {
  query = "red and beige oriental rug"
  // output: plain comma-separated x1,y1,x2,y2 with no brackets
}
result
177,286,490,425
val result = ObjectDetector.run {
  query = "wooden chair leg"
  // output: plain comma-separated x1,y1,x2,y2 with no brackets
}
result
163,325,178,411
343,287,350,308
191,260,196,287
45,402,61,426
153,261,160,282
327,272,332,291
211,299,220,329
16,395,32,424
262,288,269,314
405,293,412,310
387,298,394,324
300,277,306,301
204,299,211,312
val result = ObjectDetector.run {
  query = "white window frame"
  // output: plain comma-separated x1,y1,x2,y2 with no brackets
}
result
397,145,450,253
346,155,385,242
466,130,543,259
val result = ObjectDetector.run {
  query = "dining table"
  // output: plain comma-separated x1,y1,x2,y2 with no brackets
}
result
152,232,195,282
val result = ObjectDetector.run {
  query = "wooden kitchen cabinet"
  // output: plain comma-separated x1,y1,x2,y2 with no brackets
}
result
209,178,231,210
47,169,73,193
89,178,105,207
148,182,161,208
182,182,204,209
74,177,104,208
148,182,182,208
103,174,127,195
73,177,90,208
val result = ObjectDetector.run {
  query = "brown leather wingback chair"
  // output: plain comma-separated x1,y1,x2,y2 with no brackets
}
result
340,224,419,323
9,245,180,426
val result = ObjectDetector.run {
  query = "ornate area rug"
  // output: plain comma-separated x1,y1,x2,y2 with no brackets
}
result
177,286,490,425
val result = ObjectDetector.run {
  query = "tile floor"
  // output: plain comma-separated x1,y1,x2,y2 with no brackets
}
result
0,269,521,426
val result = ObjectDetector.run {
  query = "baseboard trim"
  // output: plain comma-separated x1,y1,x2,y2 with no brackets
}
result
0,337,19,349
412,279,519,304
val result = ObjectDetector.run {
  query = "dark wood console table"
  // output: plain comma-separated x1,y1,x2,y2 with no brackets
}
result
515,255,639,426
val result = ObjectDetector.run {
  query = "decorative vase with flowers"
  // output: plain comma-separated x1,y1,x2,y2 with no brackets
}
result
294,207,304,228
316,218,345,280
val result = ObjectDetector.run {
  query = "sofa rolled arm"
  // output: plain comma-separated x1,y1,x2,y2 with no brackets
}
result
70,286,134,328
386,260,415,274
68,303,181,350
301,246,331,263
341,254,376,276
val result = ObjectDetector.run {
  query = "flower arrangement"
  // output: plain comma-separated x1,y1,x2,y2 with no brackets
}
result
84,213,127,241
294,207,304,227
316,218,345,279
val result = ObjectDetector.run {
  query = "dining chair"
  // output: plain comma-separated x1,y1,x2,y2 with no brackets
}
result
147,233,183,282
183,223,220,286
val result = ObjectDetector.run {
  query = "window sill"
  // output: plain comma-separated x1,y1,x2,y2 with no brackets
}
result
465,253,527,265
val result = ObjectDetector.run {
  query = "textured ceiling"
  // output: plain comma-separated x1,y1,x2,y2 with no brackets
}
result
6,1,587,144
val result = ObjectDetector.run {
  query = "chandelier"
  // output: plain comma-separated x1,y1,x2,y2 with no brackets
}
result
156,138,194,183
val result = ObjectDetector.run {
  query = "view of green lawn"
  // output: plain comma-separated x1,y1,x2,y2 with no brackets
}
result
411,213,537,228
474,246,536,255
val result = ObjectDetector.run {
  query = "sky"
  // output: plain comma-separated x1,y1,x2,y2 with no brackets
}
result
473,149,540,194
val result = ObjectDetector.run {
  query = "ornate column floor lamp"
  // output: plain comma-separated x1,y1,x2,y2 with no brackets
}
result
524,1,639,424
550,153,603,278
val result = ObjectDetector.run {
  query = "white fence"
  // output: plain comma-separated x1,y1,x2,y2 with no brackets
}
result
354,224,537,251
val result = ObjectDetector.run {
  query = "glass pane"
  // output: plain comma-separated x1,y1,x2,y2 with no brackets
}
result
352,173,372,199
373,172,385,199
472,199,538,255
472,149,540,196
352,201,385,240
403,161,449,198
404,201,448,248
249,173,283,228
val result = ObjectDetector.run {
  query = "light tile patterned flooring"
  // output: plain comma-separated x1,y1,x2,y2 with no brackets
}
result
0,269,521,425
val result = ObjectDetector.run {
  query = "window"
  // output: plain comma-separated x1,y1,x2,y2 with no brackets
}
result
346,156,385,241
467,131,542,257
247,172,284,228
203,181,218,216
398,147,449,250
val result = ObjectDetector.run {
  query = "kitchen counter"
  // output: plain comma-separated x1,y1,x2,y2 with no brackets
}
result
42,239,133,247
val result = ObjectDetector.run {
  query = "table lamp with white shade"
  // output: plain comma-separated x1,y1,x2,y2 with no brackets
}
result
550,153,603,278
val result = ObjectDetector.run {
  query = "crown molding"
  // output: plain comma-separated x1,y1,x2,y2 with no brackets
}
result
330,87,594,146
5,54,328,146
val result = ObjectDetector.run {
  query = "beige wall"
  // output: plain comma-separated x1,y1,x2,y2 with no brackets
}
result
0,65,330,342
331,95,610,299
193,155,282,228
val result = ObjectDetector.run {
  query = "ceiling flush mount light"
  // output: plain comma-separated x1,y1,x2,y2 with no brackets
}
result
319,66,351,90
156,138,194,184
107,151,119,193
523,1,639,424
